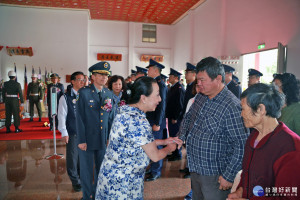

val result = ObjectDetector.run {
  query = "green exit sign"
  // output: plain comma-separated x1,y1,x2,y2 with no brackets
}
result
258,44,265,50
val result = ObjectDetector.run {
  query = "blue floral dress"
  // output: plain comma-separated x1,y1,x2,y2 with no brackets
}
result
95,105,154,200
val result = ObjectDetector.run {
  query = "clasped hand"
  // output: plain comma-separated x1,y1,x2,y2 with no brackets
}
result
164,137,182,149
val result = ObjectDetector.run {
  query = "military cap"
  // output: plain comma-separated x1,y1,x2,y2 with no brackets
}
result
136,66,148,74
161,74,168,80
50,73,59,78
185,62,196,71
89,61,111,75
232,75,240,84
223,64,235,73
31,73,38,78
169,68,182,77
248,68,263,77
146,59,165,69
8,70,16,77
131,69,137,75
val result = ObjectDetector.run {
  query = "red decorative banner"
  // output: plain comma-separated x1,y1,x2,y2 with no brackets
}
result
140,55,164,62
0,46,3,51
97,53,122,61
6,46,33,56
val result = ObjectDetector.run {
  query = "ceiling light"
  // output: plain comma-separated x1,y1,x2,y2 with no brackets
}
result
117,6,120,8
74,3,78,5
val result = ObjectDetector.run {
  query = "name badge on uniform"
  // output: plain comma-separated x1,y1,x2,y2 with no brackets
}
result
88,100,94,107
72,99,77,104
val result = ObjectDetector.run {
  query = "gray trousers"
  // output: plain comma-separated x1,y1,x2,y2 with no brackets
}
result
191,172,230,200
66,134,80,186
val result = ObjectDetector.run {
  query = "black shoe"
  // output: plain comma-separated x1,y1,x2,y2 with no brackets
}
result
168,156,182,161
6,128,11,133
72,184,81,192
183,171,191,179
29,118,33,122
179,167,189,173
39,118,42,122
15,128,23,133
49,127,53,131
145,174,161,181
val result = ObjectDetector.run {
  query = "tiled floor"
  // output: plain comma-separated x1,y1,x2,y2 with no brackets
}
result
0,139,191,200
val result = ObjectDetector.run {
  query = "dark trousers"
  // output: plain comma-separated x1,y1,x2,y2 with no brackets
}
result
191,173,230,200
29,96,42,118
5,98,20,127
168,118,182,158
66,134,80,186
78,149,105,200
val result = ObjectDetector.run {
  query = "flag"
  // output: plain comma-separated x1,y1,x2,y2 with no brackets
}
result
45,67,48,82
38,67,41,80
32,66,35,75
14,63,17,82
24,65,28,100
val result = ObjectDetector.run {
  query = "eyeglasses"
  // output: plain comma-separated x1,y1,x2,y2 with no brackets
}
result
75,79,85,82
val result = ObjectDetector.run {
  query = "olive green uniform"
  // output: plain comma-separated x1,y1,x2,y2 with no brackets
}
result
2,80,24,128
27,82,42,119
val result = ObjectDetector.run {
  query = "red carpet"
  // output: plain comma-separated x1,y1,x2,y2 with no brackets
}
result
0,118,61,141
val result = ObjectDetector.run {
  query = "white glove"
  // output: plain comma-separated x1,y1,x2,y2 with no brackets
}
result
39,100,43,102
26,99,29,102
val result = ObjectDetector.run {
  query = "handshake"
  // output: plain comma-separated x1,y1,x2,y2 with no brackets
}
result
163,137,183,152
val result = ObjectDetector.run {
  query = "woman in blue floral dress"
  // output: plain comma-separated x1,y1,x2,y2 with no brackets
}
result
95,77,179,200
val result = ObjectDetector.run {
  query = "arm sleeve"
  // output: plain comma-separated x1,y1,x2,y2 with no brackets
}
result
222,105,249,182
18,83,24,103
173,87,185,120
154,83,167,126
26,83,30,100
76,91,87,144
57,95,68,137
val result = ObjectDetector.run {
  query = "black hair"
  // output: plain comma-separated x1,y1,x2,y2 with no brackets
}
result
9,76,15,80
274,73,300,106
128,76,157,104
71,71,84,81
196,57,225,83
107,75,127,91
241,83,285,118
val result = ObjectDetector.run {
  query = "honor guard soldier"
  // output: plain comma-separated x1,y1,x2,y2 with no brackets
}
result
76,62,115,200
2,71,24,133
223,64,242,99
145,59,168,181
248,68,263,87
58,71,85,192
166,68,185,161
47,73,64,131
27,73,43,122
135,66,148,78
181,63,196,119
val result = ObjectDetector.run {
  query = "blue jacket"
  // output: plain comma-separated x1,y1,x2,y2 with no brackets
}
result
146,76,167,127
76,84,114,150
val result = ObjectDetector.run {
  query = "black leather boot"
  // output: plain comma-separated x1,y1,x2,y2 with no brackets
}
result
6,127,11,133
39,117,42,122
15,127,23,133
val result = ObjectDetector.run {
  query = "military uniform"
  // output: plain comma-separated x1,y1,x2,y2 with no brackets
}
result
223,64,242,99
2,71,24,133
166,68,185,160
47,74,64,130
146,59,168,180
27,75,43,121
76,62,115,200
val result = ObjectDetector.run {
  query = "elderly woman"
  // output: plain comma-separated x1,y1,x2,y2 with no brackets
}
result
273,73,300,136
95,77,179,199
107,75,129,106
227,83,300,200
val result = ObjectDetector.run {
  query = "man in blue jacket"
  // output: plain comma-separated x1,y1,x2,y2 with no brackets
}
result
76,62,114,200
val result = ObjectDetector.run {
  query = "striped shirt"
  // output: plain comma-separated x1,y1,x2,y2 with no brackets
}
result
178,86,249,182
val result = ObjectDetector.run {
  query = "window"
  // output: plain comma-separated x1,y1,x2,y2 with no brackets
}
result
142,24,156,43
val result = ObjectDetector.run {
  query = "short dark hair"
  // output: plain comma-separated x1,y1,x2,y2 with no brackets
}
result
128,76,157,104
241,83,285,118
196,57,225,83
274,73,300,106
9,76,15,80
71,71,84,81
107,75,127,91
